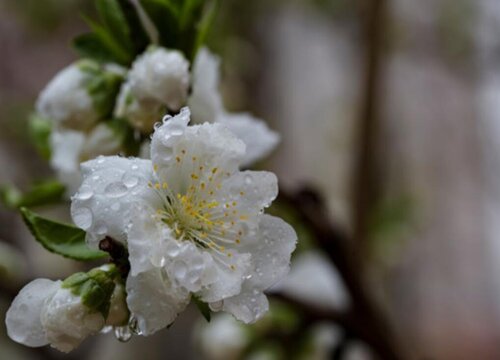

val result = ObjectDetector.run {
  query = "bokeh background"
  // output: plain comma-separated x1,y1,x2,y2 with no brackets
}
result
1,0,500,359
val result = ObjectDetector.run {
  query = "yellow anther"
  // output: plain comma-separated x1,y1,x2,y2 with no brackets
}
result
240,215,248,220
148,182,153,188
199,166,204,171
191,173,199,180
230,265,236,271
192,156,197,161
200,182,206,190
181,149,186,154
154,183,161,189
211,167,218,174
232,201,237,206
227,253,233,258
176,156,181,163
235,239,241,244
153,164,158,172
162,183,168,189
240,191,245,196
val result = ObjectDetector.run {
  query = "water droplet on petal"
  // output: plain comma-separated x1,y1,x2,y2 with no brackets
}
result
128,316,143,336
105,182,128,198
244,174,253,185
73,207,93,230
122,173,139,188
114,326,132,342
76,185,93,200
210,300,223,311
131,164,139,171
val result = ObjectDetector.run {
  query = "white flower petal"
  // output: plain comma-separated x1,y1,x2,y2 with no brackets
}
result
219,113,280,166
127,204,173,276
71,156,160,247
41,288,105,353
129,47,190,110
188,47,224,124
50,130,86,194
36,63,98,131
198,251,251,303
271,251,349,311
126,268,190,335
151,108,246,194
5,279,60,347
221,285,269,324
219,170,278,216
243,214,297,290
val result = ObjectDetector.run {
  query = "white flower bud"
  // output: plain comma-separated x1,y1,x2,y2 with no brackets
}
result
40,288,105,353
114,82,165,132
128,47,190,111
36,61,124,131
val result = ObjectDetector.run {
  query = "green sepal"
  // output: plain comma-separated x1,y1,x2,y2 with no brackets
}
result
192,295,211,322
78,59,124,119
62,266,119,317
20,207,108,261
0,180,65,209
29,114,52,160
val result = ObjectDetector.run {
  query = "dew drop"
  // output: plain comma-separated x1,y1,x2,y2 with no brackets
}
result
128,316,143,336
76,185,93,200
114,326,132,342
122,173,139,188
210,300,223,311
73,207,93,230
131,164,139,171
244,174,253,185
100,326,113,334
105,182,128,198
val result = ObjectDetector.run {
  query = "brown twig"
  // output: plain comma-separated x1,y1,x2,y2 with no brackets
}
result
278,186,405,360
352,0,387,259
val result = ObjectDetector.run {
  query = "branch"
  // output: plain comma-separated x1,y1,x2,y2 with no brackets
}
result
278,186,406,360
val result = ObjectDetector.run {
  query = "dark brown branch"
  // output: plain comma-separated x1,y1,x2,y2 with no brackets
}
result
278,186,406,360
352,0,387,257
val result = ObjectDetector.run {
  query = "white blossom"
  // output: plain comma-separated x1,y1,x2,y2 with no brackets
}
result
128,47,190,111
40,287,105,353
36,62,124,131
188,48,280,166
271,251,349,311
71,107,296,335
50,124,122,194
5,279,105,353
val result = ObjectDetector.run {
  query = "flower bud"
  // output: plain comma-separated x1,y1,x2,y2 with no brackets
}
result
36,60,124,131
114,82,166,132
128,47,190,111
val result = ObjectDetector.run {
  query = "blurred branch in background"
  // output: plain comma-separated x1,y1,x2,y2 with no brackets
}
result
277,186,406,360
352,0,387,262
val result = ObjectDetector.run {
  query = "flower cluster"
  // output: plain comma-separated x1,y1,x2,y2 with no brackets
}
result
6,108,296,351
35,46,279,194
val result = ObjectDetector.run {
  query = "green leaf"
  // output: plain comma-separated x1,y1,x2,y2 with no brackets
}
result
140,0,180,48
0,180,65,209
192,0,217,59
82,15,133,65
117,0,150,54
73,32,120,64
95,0,133,54
20,207,108,261
192,296,211,322
29,114,52,160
